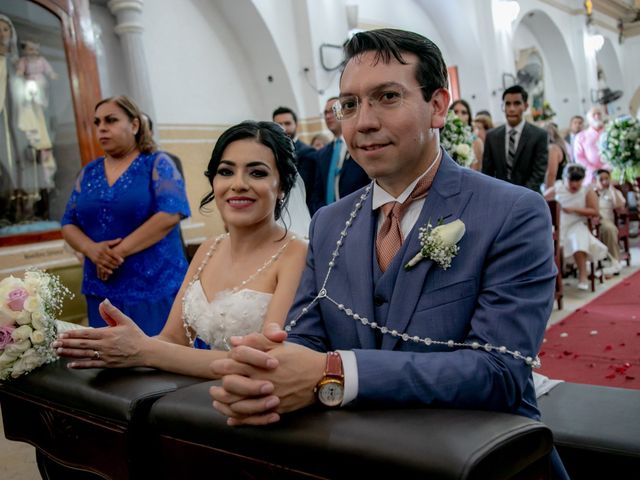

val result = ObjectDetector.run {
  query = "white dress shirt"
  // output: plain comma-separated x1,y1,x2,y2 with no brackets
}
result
337,150,441,405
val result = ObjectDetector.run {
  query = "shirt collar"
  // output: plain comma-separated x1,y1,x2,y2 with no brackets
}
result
372,149,442,210
506,118,525,135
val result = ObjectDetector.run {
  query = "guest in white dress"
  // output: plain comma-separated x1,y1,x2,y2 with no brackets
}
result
53,121,308,378
544,164,608,290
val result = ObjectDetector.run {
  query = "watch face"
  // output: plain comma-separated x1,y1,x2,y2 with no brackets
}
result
319,381,344,407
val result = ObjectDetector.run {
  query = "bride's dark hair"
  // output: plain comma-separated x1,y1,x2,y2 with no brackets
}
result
200,121,298,221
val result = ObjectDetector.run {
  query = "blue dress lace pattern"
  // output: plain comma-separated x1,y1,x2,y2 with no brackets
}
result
61,151,191,334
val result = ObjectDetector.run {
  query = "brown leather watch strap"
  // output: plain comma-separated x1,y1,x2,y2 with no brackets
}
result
325,351,343,378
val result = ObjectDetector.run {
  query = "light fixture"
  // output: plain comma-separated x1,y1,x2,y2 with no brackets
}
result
585,33,604,53
493,0,521,30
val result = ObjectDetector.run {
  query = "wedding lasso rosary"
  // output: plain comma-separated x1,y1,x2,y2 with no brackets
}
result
284,183,541,369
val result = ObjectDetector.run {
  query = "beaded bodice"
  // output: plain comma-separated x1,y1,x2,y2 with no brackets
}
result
183,281,271,350
181,234,294,349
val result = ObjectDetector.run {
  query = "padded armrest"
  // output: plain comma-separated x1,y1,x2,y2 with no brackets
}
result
539,382,640,457
149,382,553,480
538,382,640,478
0,358,202,423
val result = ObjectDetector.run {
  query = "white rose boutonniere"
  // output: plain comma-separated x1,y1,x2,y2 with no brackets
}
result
405,219,465,270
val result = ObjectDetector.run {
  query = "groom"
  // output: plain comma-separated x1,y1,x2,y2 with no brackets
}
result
211,29,566,478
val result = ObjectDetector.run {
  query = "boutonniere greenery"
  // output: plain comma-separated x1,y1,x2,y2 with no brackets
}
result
405,219,466,270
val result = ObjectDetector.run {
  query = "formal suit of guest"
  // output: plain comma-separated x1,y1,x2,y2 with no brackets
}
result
482,121,548,192
294,139,317,212
287,151,556,421
310,138,369,214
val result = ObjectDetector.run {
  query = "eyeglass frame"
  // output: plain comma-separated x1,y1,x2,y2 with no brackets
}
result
332,83,427,121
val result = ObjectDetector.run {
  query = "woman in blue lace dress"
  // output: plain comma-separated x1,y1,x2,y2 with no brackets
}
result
61,95,190,335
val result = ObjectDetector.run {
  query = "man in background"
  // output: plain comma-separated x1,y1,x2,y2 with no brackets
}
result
564,114,584,160
309,97,369,214
272,106,317,212
574,106,608,184
482,85,548,192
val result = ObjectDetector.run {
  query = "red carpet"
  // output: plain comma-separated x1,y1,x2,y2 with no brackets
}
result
538,269,640,389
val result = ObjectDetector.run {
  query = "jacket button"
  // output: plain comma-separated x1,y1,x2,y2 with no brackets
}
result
374,295,385,306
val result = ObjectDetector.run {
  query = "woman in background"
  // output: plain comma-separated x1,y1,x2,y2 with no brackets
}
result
61,95,190,335
450,99,484,171
544,164,608,291
55,121,307,378
543,122,569,193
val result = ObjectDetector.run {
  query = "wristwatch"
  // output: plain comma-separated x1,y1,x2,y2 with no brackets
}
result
315,351,344,407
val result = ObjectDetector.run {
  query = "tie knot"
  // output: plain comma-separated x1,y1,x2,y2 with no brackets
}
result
509,128,517,138
381,201,400,218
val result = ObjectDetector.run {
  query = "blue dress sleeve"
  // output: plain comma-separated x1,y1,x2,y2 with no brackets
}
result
60,168,85,226
151,152,191,218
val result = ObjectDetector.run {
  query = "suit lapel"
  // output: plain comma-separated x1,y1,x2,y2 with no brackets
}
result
495,125,507,171
343,187,377,349
382,154,472,350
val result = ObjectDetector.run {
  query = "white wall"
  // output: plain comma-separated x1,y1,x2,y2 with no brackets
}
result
89,3,128,99
87,0,639,127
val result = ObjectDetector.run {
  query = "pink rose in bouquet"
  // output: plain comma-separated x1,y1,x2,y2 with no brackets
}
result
0,325,15,349
7,288,29,312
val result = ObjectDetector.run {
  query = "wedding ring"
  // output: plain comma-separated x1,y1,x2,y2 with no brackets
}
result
93,350,101,360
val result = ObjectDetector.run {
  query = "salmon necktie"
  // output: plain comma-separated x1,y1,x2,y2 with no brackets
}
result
375,169,436,271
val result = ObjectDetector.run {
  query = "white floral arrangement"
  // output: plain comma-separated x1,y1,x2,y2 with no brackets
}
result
0,269,72,380
440,110,475,168
600,115,640,182
405,219,466,270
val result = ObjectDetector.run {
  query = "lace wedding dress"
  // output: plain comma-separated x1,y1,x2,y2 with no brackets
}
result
181,234,293,350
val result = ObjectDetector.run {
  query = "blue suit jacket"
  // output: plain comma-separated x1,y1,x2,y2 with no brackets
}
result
309,140,370,215
287,151,556,421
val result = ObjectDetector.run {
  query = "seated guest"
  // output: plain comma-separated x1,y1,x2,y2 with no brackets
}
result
54,121,308,378
450,99,483,171
61,96,190,335
544,164,608,291
542,122,569,193
594,169,626,274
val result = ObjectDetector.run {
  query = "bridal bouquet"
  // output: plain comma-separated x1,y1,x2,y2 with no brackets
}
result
441,110,475,167
0,269,71,380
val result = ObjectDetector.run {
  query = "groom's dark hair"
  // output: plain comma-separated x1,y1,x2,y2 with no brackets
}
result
341,29,448,104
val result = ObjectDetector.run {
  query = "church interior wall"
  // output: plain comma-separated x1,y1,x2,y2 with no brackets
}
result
3,0,637,270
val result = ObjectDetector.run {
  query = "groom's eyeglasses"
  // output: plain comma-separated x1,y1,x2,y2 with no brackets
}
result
333,84,425,121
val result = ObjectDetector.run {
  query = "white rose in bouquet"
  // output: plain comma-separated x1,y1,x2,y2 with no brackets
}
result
11,324,33,342
455,143,472,159
30,329,46,344
5,338,31,354
31,313,45,330
15,310,33,325
23,295,41,313
11,348,44,378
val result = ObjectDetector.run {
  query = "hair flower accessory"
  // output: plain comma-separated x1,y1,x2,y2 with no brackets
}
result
0,269,72,380
405,219,465,270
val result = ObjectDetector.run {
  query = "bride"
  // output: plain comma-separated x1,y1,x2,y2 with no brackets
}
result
53,121,307,378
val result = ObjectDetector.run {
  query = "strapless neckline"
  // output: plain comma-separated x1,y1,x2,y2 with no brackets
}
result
192,279,273,304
